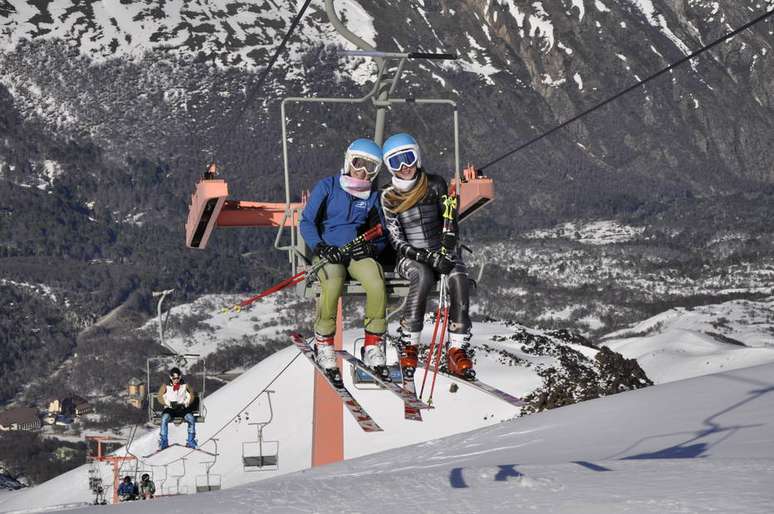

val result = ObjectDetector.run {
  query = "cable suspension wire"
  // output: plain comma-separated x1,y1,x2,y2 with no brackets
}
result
478,7,774,172
211,0,314,164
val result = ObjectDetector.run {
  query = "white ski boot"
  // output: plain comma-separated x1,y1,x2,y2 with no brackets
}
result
315,334,343,388
363,332,390,381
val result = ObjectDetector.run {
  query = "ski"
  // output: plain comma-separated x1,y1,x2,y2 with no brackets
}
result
337,350,430,411
291,333,383,432
436,370,526,407
400,375,423,421
385,335,423,420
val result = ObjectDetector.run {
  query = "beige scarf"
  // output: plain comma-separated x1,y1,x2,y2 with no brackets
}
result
382,172,429,214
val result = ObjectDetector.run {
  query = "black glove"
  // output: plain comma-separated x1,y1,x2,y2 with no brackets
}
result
428,251,455,274
314,243,345,264
441,231,458,252
350,240,376,261
406,246,430,263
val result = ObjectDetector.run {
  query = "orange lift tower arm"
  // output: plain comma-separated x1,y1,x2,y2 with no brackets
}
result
185,163,305,249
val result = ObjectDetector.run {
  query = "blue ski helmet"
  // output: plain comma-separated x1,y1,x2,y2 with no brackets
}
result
343,138,383,182
382,133,421,174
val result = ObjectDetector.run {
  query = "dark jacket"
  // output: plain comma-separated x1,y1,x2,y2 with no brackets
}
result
382,171,457,256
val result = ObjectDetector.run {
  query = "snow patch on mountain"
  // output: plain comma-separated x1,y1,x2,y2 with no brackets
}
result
628,0,695,62
527,2,555,52
138,293,312,357
0,278,61,305
569,0,585,21
524,220,646,245
0,0,378,85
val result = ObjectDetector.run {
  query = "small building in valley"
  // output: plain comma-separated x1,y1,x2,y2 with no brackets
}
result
0,407,41,431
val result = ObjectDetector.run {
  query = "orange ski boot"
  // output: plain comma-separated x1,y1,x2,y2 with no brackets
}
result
447,347,476,380
399,345,419,378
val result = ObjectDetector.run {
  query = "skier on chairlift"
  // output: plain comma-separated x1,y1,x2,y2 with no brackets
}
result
139,473,156,500
299,138,389,383
380,133,475,380
157,367,198,450
117,476,138,502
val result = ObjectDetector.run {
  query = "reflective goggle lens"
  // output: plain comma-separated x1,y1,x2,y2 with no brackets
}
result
387,150,417,171
350,157,379,175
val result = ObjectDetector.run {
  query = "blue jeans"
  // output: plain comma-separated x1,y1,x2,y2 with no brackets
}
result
159,411,196,447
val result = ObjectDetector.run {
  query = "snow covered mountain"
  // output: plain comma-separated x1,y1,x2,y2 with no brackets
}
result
2,0,773,200
2,2,774,505
602,296,774,382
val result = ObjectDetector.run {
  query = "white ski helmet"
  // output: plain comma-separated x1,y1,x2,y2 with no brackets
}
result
382,133,421,174
343,138,383,182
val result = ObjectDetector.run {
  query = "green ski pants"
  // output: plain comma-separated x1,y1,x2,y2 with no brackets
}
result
314,257,387,337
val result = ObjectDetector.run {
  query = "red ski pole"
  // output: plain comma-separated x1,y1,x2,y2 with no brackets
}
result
419,305,444,400
427,304,449,404
230,224,384,312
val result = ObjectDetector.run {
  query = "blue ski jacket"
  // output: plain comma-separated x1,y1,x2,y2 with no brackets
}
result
300,175,386,253
118,482,137,497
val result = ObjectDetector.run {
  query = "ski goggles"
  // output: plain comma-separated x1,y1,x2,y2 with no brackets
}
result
385,149,418,172
349,156,380,177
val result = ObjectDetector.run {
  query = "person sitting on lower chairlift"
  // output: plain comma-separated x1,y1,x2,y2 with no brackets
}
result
157,367,197,450
117,476,138,502
139,473,156,500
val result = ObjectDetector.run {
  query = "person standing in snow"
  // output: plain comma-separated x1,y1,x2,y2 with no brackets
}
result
380,133,475,379
157,367,197,450
299,138,389,382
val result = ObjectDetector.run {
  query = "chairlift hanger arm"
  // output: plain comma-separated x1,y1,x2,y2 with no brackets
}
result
185,175,305,249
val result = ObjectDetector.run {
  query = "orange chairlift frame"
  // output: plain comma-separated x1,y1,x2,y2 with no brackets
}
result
184,0,495,469
86,435,137,505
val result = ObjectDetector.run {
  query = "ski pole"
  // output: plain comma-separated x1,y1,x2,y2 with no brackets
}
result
427,277,449,404
419,302,444,401
227,271,307,312
228,224,383,311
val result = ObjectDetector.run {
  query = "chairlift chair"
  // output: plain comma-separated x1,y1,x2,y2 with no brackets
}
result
165,458,188,496
195,440,222,492
146,354,207,425
242,390,280,471
147,290,207,424
195,474,222,493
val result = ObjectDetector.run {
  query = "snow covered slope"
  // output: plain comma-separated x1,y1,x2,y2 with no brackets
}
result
602,297,774,383
0,322,529,513
54,362,774,513
4,297,774,513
